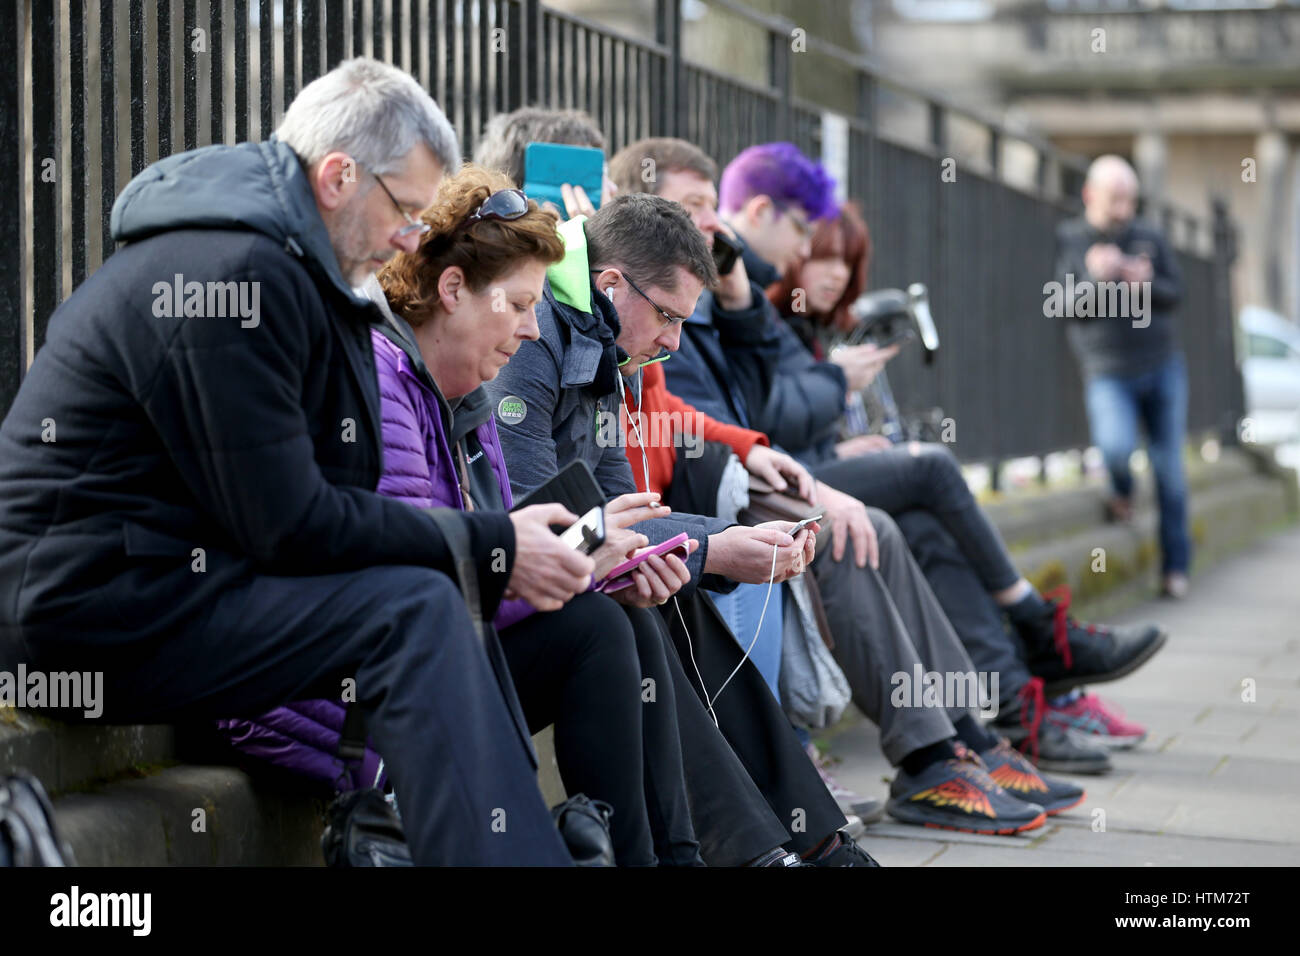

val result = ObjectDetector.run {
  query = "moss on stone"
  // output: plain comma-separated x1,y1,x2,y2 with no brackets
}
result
1026,559,1068,594
1192,516,1209,546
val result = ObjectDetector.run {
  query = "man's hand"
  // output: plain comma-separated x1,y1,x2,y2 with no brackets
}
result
835,434,893,459
829,343,899,391
605,491,671,528
704,522,814,584
590,491,670,578
815,481,878,569
712,220,753,311
1118,253,1152,284
504,504,596,611
1084,242,1124,281
610,540,699,608
745,445,816,503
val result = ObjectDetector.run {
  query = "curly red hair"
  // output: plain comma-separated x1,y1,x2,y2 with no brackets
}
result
378,164,564,328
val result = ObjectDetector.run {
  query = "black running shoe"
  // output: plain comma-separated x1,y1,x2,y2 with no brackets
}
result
975,739,1086,815
996,678,1113,775
804,831,882,867
1013,586,1168,697
886,755,1046,835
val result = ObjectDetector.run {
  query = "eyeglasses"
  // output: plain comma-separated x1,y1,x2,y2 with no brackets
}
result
367,168,432,238
459,188,530,231
592,269,686,329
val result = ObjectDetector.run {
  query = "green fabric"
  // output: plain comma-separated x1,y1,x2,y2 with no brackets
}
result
547,215,593,314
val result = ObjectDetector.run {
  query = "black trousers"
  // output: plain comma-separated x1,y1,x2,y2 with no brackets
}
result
501,593,659,866
18,565,573,866
812,442,1021,592
659,593,847,857
894,510,1033,708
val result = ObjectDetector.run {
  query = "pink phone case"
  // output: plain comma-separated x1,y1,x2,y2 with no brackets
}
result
595,533,691,594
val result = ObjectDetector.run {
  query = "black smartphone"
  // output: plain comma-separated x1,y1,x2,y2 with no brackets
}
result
712,232,742,277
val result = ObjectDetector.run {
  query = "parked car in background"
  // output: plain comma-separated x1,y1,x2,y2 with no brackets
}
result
1240,306,1300,444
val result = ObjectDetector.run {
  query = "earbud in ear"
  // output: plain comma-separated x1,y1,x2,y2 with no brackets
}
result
604,288,614,297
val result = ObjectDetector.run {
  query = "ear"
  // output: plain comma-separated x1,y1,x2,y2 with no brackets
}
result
594,267,621,301
743,194,774,228
312,152,362,212
437,266,466,313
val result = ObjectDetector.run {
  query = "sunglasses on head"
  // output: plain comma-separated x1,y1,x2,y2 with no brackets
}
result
458,188,530,231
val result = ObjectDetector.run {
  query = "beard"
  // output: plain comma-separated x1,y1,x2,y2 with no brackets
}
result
328,191,394,287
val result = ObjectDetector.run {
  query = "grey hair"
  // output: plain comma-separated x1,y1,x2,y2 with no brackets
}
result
472,107,605,187
275,57,460,175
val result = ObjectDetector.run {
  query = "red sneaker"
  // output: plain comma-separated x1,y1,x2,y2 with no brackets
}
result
1045,692,1149,750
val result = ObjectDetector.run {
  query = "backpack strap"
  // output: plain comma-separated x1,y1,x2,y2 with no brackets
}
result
337,700,369,766
422,508,485,644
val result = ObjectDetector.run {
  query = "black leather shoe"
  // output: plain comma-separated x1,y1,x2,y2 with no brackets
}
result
1012,586,1167,697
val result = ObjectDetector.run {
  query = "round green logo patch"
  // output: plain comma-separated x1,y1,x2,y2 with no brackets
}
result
497,395,527,425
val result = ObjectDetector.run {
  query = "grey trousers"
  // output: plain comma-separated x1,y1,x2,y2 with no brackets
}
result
812,507,980,765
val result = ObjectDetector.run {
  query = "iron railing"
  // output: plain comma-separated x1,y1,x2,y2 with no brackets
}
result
1,0,1244,464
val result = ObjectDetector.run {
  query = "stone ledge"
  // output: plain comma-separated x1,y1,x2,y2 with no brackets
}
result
0,710,174,795
983,447,1265,549
53,764,325,866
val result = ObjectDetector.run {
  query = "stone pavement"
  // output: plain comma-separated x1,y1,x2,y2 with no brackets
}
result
824,524,1300,867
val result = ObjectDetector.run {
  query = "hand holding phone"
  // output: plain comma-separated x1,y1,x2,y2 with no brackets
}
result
558,505,606,555
505,504,597,612
596,533,692,593
712,232,742,276
789,513,825,535
523,143,605,218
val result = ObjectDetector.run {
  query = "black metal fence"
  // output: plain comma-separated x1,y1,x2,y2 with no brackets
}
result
1,0,1244,464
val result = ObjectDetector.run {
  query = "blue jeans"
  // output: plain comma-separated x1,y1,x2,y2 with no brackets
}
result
1084,353,1191,574
705,583,784,701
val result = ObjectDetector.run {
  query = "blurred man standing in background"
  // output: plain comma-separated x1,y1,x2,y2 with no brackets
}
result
1056,155,1191,599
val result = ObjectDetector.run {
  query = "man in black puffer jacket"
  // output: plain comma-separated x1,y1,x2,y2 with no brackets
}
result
0,59,583,865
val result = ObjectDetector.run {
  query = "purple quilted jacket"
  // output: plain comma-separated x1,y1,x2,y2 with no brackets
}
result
215,318,531,789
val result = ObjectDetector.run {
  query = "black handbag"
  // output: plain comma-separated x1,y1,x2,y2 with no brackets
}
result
0,772,76,867
321,787,412,867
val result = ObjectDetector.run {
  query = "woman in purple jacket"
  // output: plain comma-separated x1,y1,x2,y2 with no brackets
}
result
223,166,702,866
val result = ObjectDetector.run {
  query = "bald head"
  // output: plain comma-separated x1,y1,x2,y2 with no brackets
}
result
1082,154,1140,233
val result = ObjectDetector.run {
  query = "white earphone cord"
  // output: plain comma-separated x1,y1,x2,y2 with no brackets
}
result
618,369,781,728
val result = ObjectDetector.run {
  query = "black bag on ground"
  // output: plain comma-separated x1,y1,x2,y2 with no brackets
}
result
0,772,76,867
321,787,412,867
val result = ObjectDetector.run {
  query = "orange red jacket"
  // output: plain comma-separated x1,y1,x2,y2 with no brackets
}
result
620,361,768,496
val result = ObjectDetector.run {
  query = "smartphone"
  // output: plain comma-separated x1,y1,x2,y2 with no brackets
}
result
712,232,742,276
523,142,605,215
595,533,692,594
559,506,606,555
790,513,824,535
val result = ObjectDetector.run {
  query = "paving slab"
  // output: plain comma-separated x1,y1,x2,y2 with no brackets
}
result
835,525,1300,866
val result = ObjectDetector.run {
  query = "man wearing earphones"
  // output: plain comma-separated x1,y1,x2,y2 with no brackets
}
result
486,193,877,866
